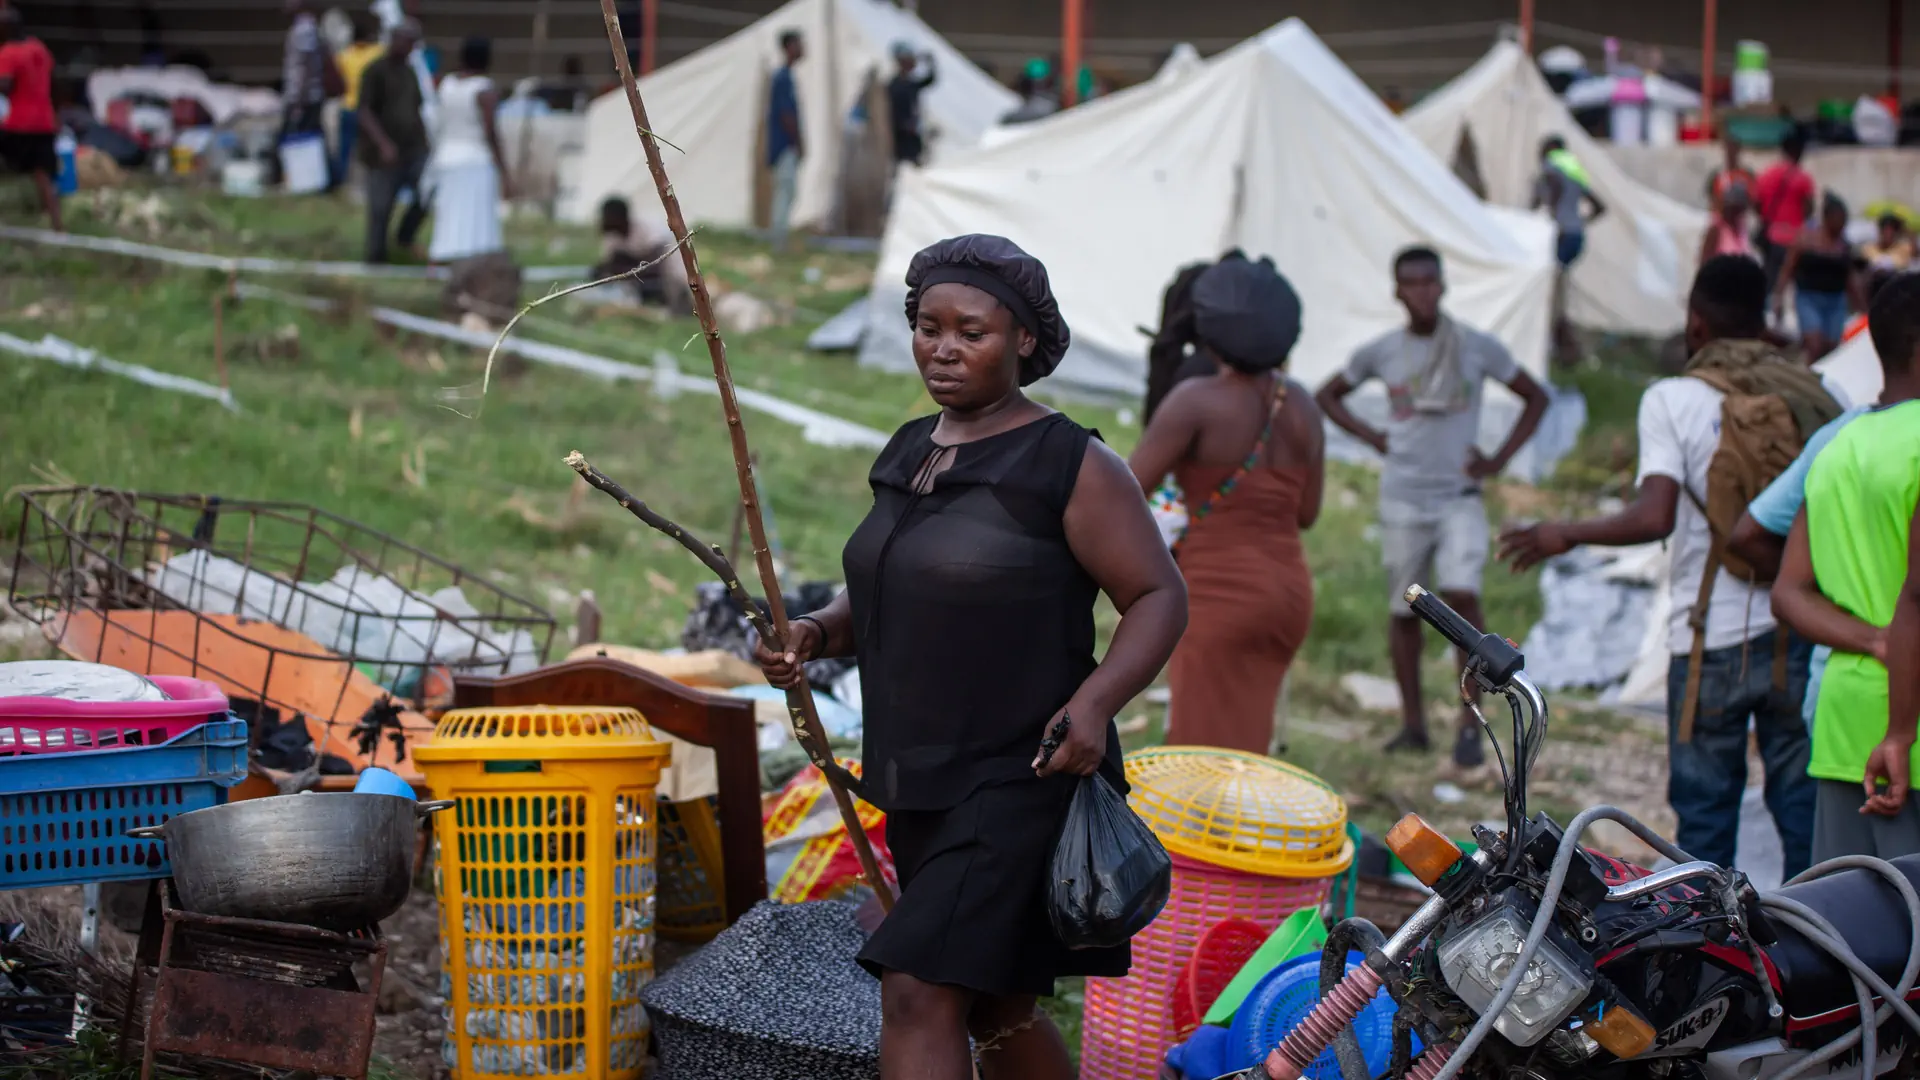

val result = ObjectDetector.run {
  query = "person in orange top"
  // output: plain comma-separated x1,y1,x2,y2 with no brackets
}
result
0,8,62,232
1706,137,1756,216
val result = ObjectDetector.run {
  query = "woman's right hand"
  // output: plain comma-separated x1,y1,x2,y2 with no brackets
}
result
753,620,821,689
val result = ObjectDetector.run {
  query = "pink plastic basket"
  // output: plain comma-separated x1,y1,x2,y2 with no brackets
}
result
1080,853,1333,1080
0,675,230,756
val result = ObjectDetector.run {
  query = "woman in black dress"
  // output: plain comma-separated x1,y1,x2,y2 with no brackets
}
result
756,234,1187,1079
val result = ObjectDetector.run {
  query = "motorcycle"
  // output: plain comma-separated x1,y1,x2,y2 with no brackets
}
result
1243,585,1920,1080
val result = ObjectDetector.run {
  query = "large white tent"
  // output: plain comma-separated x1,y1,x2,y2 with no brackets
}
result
858,20,1556,400
568,0,1016,229
1404,40,1707,338
1814,330,1884,408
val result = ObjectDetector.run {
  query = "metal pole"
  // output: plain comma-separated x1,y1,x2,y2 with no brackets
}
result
1062,0,1083,106
1518,0,1534,55
1892,0,1904,100
642,0,658,74
1701,0,1718,137
514,0,550,200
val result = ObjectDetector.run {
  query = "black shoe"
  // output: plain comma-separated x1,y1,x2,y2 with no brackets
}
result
1453,726,1486,768
1384,729,1432,754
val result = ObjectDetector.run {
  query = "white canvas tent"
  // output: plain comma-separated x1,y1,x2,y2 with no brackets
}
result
1814,330,1884,408
1153,43,1205,84
1405,41,1707,338
859,20,1556,401
567,0,1016,229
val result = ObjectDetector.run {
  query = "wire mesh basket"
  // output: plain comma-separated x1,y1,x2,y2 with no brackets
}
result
6,487,557,782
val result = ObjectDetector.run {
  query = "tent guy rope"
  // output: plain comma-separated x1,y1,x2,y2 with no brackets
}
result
586,0,894,909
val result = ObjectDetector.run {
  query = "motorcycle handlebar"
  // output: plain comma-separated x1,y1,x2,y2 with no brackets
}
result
1403,584,1527,690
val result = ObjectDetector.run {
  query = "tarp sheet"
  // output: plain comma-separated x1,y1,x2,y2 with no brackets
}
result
1404,41,1707,338
858,20,1555,401
569,0,1016,230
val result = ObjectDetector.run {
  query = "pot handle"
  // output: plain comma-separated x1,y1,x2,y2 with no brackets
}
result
415,799,455,817
125,825,166,840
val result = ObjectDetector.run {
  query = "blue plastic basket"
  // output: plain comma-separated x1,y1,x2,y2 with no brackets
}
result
0,718,249,889
1228,951,1408,1080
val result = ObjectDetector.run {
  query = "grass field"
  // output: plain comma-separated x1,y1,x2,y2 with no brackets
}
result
1,179,1679,1072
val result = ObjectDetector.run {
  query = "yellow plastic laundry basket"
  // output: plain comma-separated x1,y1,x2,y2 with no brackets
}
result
415,706,671,1080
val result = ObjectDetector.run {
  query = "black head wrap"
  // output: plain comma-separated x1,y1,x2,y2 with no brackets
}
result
903,234,1071,386
1190,251,1302,372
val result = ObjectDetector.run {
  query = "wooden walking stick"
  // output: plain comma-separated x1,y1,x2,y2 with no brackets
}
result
591,0,894,911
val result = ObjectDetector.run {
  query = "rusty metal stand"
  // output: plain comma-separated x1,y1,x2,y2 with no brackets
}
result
119,883,386,1080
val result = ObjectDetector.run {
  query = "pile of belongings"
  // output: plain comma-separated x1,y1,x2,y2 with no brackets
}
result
145,550,542,693
682,581,855,692
763,760,896,904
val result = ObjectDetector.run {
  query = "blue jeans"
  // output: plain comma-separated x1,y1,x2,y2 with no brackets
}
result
333,108,358,188
1556,231,1586,268
769,147,800,248
1666,628,1815,878
1794,288,1848,344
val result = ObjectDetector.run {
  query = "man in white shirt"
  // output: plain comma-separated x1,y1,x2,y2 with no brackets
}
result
1500,256,1817,878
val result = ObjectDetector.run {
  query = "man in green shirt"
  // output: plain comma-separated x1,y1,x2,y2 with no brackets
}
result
1772,272,1920,861
357,18,430,264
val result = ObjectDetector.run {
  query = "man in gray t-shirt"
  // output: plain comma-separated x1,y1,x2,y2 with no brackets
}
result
1316,246,1550,766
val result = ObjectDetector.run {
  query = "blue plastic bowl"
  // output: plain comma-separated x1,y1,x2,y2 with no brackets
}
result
1227,951,1409,1080
1165,1024,1234,1080
353,766,417,800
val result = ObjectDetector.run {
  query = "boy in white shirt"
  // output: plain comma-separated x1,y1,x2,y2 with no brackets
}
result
1500,256,1821,878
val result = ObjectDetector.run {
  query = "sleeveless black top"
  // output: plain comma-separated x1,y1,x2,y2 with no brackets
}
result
843,412,1127,812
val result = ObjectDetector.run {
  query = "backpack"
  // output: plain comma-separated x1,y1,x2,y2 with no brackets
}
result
1675,363,1839,739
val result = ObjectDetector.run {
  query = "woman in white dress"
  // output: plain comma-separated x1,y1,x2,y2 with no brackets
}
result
426,36,512,263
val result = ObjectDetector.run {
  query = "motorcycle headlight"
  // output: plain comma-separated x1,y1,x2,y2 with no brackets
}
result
1437,905,1593,1047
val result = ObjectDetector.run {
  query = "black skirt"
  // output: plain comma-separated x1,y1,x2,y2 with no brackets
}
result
857,774,1131,997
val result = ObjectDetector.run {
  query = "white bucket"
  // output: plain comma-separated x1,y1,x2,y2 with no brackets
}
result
222,159,267,198
278,133,328,194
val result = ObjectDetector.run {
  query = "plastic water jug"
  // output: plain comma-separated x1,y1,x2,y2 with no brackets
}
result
54,130,78,196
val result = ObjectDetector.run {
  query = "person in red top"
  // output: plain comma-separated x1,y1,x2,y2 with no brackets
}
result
1752,131,1815,294
0,8,61,232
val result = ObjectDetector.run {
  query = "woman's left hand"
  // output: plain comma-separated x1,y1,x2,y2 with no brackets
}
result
1034,705,1107,778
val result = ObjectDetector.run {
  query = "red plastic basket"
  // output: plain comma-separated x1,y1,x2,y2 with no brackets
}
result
1171,916,1270,1041
1081,853,1333,1080
0,675,230,756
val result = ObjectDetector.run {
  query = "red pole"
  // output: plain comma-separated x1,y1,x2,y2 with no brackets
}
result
641,0,658,74
1701,0,1717,137
1891,0,1904,100
1062,0,1083,106
1519,0,1534,54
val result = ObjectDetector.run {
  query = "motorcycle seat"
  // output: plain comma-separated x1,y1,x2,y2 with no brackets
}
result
1764,853,1920,1020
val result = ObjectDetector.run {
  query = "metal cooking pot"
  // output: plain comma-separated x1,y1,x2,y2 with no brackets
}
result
127,792,451,930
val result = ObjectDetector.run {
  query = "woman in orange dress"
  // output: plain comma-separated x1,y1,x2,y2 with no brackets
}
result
1129,252,1324,754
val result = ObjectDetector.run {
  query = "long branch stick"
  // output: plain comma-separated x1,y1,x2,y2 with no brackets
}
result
591,2,894,911
567,456,866,805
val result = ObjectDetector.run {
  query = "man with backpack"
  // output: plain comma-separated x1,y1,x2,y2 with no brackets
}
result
1501,255,1842,877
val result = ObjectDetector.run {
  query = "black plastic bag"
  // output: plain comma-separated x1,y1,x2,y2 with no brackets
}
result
1047,773,1173,950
